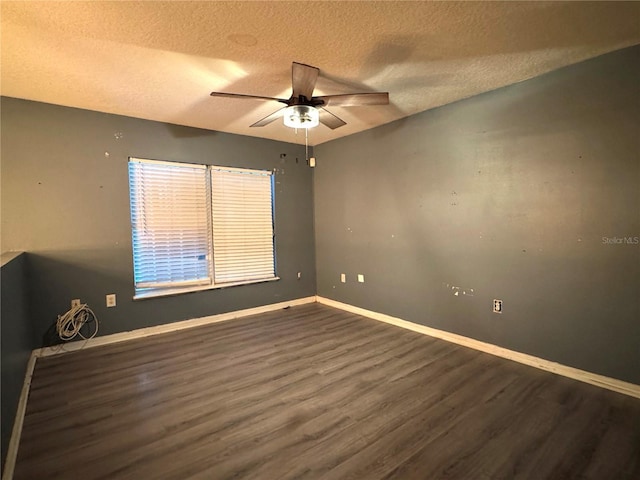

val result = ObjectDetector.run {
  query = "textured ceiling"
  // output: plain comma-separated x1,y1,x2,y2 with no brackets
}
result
2,1,639,146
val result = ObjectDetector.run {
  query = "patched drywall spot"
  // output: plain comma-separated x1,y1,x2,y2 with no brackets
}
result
444,283,474,297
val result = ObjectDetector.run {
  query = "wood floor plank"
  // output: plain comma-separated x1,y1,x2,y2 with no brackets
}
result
12,303,640,480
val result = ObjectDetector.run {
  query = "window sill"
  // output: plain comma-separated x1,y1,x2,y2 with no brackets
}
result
133,276,280,300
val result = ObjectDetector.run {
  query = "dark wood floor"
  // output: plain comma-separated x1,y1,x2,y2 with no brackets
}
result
13,303,640,479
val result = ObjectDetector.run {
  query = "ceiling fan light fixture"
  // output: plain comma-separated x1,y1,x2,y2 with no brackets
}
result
283,105,319,129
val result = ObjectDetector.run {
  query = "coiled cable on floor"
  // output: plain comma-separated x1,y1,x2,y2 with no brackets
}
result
57,303,99,341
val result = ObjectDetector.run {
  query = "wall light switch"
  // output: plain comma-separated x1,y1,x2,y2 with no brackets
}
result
340,273,346,283
358,274,365,283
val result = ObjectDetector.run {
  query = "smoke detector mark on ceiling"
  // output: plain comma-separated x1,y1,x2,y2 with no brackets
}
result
227,34,258,47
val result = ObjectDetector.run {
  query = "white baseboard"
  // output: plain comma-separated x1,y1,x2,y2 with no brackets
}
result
2,351,37,480
316,296,640,399
37,296,317,358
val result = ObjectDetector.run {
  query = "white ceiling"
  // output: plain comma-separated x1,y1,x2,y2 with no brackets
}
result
2,1,639,146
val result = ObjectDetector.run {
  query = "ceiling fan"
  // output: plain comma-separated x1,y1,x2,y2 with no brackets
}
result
210,62,389,130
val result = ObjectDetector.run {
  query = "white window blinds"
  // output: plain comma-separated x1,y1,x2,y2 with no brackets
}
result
211,167,275,284
129,159,211,289
128,159,276,297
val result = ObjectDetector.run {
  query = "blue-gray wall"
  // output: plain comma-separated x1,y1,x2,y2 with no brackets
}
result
314,46,640,384
1,253,35,471
1,98,316,347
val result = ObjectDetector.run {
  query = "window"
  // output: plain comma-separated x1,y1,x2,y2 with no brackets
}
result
128,158,276,298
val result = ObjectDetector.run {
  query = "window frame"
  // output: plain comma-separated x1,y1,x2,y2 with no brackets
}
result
128,157,278,300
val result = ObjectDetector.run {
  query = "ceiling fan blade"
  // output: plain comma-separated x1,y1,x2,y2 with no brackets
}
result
292,62,319,100
319,108,347,130
210,91,287,103
250,107,286,128
314,92,389,107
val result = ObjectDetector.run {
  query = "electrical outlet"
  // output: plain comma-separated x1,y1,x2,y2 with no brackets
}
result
358,274,365,283
71,299,81,308
340,273,346,283
297,272,301,279
106,294,116,308
493,299,503,314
